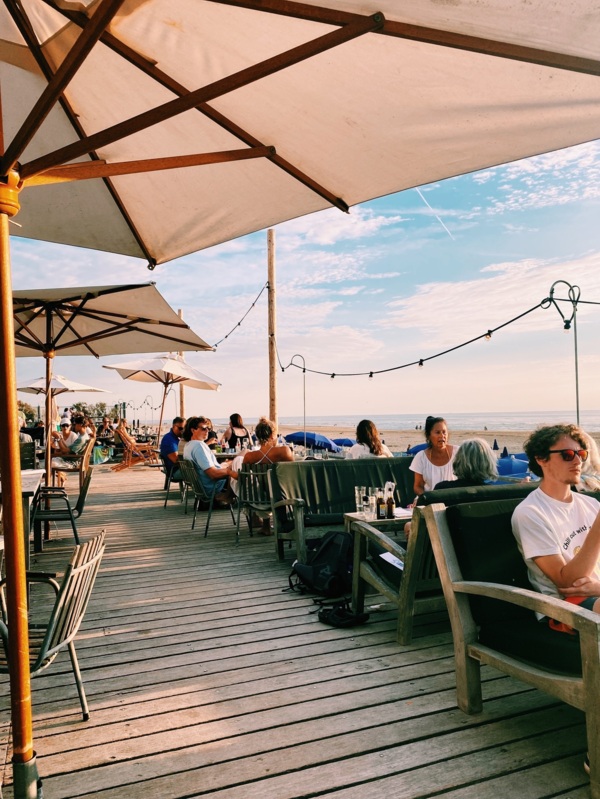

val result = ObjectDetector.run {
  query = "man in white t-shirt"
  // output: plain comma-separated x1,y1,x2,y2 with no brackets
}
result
512,424,600,621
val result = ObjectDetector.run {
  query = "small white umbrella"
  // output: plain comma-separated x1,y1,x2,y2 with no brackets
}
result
18,374,111,396
103,354,220,442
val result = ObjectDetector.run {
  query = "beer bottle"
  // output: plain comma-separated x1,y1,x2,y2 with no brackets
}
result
386,487,396,519
376,488,386,520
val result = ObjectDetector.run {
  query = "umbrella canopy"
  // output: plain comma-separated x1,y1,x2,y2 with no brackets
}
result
332,437,355,447
14,282,212,479
2,1,600,265
284,431,341,452
2,2,600,794
17,373,110,396
103,354,220,441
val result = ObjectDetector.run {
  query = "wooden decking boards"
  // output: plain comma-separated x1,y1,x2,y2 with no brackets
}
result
0,465,591,798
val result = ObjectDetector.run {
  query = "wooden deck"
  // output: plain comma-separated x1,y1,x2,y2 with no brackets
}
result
0,465,592,798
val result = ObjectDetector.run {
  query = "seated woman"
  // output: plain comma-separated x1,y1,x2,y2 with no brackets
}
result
410,415,458,498
230,416,293,534
204,418,219,450
221,413,250,450
346,419,392,459
433,438,498,489
578,430,600,491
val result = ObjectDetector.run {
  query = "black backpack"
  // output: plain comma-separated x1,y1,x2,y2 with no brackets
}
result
289,530,353,598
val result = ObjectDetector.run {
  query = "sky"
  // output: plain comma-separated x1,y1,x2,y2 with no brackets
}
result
11,139,600,425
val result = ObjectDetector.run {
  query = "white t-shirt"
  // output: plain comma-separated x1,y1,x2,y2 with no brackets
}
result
346,442,393,459
512,488,600,608
409,445,458,491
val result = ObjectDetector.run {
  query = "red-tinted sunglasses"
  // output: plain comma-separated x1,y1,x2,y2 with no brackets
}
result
547,448,588,462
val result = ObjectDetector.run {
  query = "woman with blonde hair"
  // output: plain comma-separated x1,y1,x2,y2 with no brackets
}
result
347,419,392,459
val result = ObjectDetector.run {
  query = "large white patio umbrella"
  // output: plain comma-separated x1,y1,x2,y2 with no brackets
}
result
2,1,600,795
103,354,221,442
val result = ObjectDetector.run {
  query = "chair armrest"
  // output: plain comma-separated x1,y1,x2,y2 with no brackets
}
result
350,519,407,559
455,580,600,633
272,497,306,511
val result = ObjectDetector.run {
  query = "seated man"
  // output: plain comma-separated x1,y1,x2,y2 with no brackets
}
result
160,416,185,481
53,415,90,456
512,423,600,623
96,416,114,441
182,416,234,506
18,414,33,443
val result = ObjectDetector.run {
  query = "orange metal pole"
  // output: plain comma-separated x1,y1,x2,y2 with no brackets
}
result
0,190,39,795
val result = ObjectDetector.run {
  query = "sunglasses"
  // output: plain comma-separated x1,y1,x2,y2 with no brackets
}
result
197,425,209,431
60,424,71,428
547,448,588,462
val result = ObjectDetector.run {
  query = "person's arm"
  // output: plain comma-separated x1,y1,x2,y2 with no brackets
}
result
413,472,425,496
534,509,600,593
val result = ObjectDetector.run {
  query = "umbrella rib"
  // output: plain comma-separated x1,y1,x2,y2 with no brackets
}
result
20,11,384,177
22,147,276,184
1,0,127,175
2,2,155,263
207,0,600,76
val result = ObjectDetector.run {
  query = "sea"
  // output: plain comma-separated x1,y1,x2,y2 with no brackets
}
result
210,411,600,433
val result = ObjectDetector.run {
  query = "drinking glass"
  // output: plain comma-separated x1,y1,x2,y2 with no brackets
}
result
355,486,364,513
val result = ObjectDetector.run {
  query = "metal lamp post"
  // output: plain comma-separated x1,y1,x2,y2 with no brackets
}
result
544,280,581,425
290,354,307,452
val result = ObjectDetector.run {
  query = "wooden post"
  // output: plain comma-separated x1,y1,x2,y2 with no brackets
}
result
178,309,185,419
267,229,277,428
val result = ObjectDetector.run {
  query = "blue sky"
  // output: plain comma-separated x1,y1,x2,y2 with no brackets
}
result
12,140,600,424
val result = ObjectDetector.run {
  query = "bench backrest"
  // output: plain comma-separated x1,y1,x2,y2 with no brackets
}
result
271,457,415,522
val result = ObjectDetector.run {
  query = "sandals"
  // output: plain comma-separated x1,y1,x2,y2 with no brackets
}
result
317,599,369,628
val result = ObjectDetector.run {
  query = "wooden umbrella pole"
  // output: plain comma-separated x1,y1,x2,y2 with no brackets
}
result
0,187,40,795
156,382,169,447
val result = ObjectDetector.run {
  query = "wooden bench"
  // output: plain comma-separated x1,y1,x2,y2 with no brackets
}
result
424,497,600,798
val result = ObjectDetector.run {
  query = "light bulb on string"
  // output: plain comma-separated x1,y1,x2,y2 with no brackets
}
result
418,359,424,368
485,330,492,340
368,372,373,379
564,320,571,332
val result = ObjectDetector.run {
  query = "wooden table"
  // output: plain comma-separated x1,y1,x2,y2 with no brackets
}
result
0,469,44,567
343,508,412,533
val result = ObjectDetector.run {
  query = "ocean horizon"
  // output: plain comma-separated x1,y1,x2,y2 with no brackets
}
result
142,410,600,432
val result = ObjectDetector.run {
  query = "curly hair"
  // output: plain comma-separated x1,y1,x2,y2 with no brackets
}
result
356,419,385,456
452,438,497,482
524,424,587,477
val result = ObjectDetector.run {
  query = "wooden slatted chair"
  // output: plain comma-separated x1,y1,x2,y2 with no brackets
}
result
424,499,600,799
235,463,273,541
19,441,36,470
110,435,159,472
52,434,95,490
0,531,106,721
350,507,446,644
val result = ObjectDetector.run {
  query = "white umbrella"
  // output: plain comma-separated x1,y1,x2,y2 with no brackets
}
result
103,354,220,442
18,374,110,396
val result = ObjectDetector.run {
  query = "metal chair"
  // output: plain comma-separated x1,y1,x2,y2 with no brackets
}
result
0,531,105,720
162,455,185,508
31,468,94,545
179,459,234,536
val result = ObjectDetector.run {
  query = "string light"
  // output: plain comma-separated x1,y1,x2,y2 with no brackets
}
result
274,284,598,380
213,281,268,348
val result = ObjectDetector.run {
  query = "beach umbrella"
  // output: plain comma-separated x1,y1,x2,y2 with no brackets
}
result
103,354,220,443
17,373,110,396
332,437,355,447
284,431,341,452
500,446,509,459
14,283,212,482
2,3,600,794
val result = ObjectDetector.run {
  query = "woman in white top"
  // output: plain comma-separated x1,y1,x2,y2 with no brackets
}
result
409,416,458,495
347,419,393,459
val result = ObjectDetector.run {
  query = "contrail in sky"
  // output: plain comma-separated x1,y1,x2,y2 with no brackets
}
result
415,187,455,240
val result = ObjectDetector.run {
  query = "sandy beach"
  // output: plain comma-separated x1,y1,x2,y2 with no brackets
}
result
277,424,531,454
